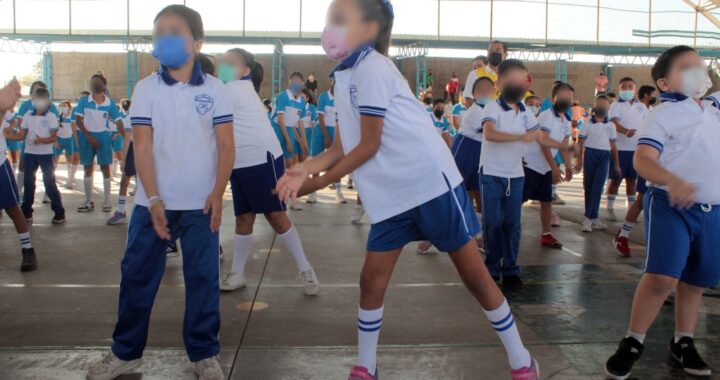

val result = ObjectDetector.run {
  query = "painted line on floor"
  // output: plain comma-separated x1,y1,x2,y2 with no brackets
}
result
561,247,583,257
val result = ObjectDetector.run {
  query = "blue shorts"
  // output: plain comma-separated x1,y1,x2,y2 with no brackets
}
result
637,176,647,194
554,151,564,165
522,167,552,203
310,125,336,156
54,137,76,157
609,150,637,180
272,124,298,158
230,152,286,216
6,139,22,152
123,142,136,177
79,131,113,166
367,183,480,252
111,133,125,153
644,188,720,288
451,135,481,191
0,159,20,210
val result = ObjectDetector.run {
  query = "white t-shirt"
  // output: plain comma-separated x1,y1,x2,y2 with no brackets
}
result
639,94,720,204
129,67,233,210
21,111,59,155
333,47,463,224
458,102,485,142
579,118,617,151
524,108,571,175
480,97,540,178
226,79,284,169
609,99,648,151
57,114,74,139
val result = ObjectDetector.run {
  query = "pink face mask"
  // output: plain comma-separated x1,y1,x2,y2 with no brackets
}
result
321,25,350,61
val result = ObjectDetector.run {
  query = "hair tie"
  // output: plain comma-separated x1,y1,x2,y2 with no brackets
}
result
380,0,394,17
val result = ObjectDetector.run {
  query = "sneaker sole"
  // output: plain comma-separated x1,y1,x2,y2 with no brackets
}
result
107,220,128,225
220,283,247,292
86,358,142,380
603,364,630,380
52,219,67,225
670,351,712,377
304,285,319,296
612,239,631,258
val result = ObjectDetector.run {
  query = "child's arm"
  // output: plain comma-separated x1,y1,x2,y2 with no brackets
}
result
483,121,534,143
560,137,573,182
35,129,57,144
296,120,309,155
610,141,621,178
540,138,562,184
575,139,585,173
634,145,695,208
206,122,235,232
277,113,294,155
535,131,570,150
611,119,635,137
318,113,331,148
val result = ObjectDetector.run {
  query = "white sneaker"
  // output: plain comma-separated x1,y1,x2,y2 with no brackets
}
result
416,241,433,254
193,355,224,380
336,193,347,204
65,181,74,190
350,206,365,224
86,352,142,380
299,267,319,296
582,219,592,232
290,201,303,211
220,272,247,291
306,192,317,204
591,219,607,230
606,208,617,221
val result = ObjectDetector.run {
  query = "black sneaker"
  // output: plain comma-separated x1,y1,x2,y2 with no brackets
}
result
605,337,644,380
670,337,712,377
502,275,524,291
21,248,37,272
52,213,66,225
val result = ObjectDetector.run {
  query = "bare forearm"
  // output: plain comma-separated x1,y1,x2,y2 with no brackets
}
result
634,153,674,186
541,146,558,170
303,141,344,174
484,123,525,142
315,143,376,187
213,145,234,195
613,120,630,135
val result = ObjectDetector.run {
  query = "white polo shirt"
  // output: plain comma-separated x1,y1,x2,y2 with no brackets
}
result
608,98,648,152
524,108,571,175
458,102,485,142
639,92,720,204
226,78,283,169
579,117,617,151
332,45,463,224
21,110,59,155
317,91,337,127
271,89,306,129
57,115,74,139
76,95,122,133
129,64,233,210
479,97,540,178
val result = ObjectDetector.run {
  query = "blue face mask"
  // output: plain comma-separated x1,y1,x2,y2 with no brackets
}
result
290,83,304,95
475,97,493,106
619,90,635,101
152,36,191,69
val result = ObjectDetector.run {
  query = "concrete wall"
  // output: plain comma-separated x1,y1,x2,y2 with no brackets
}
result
50,51,654,106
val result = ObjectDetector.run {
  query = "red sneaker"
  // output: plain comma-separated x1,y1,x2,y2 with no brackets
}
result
540,234,563,249
614,233,631,257
348,366,378,380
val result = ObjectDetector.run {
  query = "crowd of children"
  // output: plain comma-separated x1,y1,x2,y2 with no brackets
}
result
0,1,719,380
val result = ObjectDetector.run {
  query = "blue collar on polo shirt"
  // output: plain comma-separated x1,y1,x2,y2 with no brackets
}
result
32,106,50,116
240,75,252,81
551,105,572,121
660,92,688,103
330,42,376,76
497,96,526,112
159,59,205,86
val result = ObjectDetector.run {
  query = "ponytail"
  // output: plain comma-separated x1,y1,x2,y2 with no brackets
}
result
227,48,264,93
357,0,394,56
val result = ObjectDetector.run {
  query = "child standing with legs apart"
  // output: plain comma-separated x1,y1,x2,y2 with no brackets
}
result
216,48,319,295
275,1,538,379
605,45,719,380
86,5,234,380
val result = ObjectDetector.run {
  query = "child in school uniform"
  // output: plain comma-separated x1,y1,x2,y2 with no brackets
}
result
86,5,234,380
276,1,539,379
575,95,621,233
300,89,318,163
8,88,66,225
451,94,467,133
605,45,719,380
54,101,80,189
107,99,136,226
522,82,574,249
215,47,320,295
431,98,451,146
480,59,569,290
109,103,126,179
1,110,37,271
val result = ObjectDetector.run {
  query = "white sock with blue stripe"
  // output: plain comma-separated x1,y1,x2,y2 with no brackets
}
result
484,299,531,370
117,196,126,213
620,221,634,238
18,232,31,249
607,194,616,210
627,195,637,207
358,306,383,375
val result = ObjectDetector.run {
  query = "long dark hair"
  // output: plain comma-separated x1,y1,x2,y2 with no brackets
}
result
227,48,264,93
154,4,204,40
356,0,394,56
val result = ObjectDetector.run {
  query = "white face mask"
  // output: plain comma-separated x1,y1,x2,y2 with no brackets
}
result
680,67,711,99
32,99,49,112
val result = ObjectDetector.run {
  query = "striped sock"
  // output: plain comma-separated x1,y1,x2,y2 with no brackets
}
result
620,222,634,238
117,196,126,213
485,299,531,370
357,306,383,375
627,195,637,206
607,195,616,210
18,232,31,249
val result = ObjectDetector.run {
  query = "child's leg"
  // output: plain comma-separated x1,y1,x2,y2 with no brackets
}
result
116,175,131,213
606,179,621,211
83,165,95,204
674,281,704,340
620,193,644,238
628,273,678,338
357,249,402,375
500,178,524,277
625,177,637,206
449,240,532,370
582,157,593,218
481,175,504,278
273,216,311,272
21,155,39,216
100,165,111,206
230,213,256,275
38,154,65,215
539,202,552,234
6,206,31,247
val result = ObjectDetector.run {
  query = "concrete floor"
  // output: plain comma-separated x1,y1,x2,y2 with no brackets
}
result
1,171,719,380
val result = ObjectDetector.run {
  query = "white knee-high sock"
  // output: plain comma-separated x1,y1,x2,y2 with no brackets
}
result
103,178,111,204
607,194,616,210
65,161,72,179
278,225,311,271
111,160,118,177
484,299,532,370
69,164,78,182
117,196,127,213
231,234,253,274
16,171,24,195
83,176,93,203
358,306,383,375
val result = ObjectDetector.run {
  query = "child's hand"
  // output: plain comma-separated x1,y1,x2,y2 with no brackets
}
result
614,164,622,178
667,176,696,209
54,141,60,149
203,191,223,233
564,169,573,182
275,164,310,204
574,164,582,174
87,134,99,149
286,140,294,154
626,129,637,138
34,136,43,144
150,202,170,240
552,167,562,184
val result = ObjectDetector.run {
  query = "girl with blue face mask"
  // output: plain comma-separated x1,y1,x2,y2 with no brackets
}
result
86,5,234,380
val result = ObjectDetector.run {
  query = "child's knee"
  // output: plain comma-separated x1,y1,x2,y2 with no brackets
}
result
642,274,678,294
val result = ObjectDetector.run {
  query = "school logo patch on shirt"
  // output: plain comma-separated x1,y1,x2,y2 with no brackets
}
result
194,94,215,115
40,119,50,129
349,84,359,109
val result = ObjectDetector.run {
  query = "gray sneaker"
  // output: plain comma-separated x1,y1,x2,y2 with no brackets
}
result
299,268,320,296
193,355,224,380
86,352,142,380
106,211,128,225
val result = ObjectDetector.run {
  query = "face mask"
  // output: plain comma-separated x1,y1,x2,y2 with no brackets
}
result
290,83,303,95
152,35,191,69
593,107,608,118
59,107,69,114
680,67,711,99
501,85,525,103
619,90,634,101
433,109,444,119
488,52,503,67
554,99,572,113
91,82,105,94
476,97,492,106
321,25,350,61
528,106,539,116
648,97,657,105
217,63,237,84
32,99,49,112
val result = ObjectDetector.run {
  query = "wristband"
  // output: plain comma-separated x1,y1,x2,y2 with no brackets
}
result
149,199,164,210
147,195,161,203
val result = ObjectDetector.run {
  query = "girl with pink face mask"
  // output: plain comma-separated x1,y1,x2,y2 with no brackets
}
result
276,1,538,379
